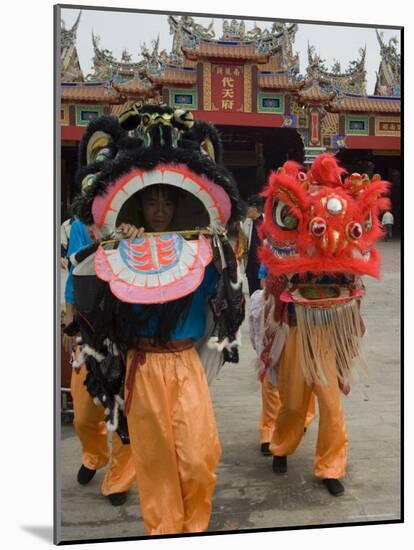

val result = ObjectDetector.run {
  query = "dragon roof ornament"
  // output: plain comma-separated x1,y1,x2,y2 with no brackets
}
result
307,43,367,95
374,30,400,96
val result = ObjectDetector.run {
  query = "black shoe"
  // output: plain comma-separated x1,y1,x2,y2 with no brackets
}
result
304,427,307,433
260,442,272,456
108,492,127,506
272,455,288,474
323,478,344,496
77,465,96,485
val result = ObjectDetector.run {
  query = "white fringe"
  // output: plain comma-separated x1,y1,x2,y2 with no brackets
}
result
106,401,119,432
114,394,125,410
229,265,243,290
207,328,242,352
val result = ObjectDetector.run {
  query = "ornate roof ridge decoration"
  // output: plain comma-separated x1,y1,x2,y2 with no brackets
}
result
61,10,81,51
60,11,84,82
306,43,367,96
374,30,401,97
88,32,167,82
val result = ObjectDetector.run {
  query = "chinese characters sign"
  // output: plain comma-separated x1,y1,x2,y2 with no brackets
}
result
211,64,244,112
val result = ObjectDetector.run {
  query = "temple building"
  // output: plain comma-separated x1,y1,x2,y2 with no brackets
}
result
60,13,401,233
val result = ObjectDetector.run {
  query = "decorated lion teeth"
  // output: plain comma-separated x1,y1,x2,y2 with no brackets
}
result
270,242,298,258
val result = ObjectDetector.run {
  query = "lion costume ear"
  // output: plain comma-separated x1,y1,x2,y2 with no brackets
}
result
181,120,223,164
86,131,112,164
78,115,126,169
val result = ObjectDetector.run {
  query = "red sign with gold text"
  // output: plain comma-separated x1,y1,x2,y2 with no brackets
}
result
211,64,244,112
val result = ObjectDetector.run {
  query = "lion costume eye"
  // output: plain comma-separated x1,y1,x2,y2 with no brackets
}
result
273,200,299,230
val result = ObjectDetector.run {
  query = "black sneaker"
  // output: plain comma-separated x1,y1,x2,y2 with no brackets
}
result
77,465,96,485
108,492,127,506
323,478,344,496
272,455,288,474
260,442,272,456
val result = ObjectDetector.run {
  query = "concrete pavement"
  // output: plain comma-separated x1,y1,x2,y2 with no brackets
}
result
57,240,401,542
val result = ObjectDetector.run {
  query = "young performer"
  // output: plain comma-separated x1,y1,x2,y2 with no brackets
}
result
258,155,389,495
68,103,244,534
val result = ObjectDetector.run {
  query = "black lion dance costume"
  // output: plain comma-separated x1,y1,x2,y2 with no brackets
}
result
68,102,244,534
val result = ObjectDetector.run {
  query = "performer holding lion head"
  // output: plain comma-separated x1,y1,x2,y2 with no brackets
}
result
258,153,390,495
67,102,245,534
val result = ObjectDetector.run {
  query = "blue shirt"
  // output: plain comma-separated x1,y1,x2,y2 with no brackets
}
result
132,263,219,341
258,264,268,280
64,219,93,305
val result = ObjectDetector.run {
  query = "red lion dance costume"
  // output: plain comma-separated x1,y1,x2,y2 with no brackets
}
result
258,153,390,495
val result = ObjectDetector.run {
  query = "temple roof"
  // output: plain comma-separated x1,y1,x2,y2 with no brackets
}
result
112,79,154,96
146,66,197,85
258,72,304,90
61,82,122,104
182,40,271,63
296,81,336,104
329,94,400,113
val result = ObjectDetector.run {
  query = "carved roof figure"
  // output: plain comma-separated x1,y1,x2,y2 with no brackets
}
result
60,11,84,82
307,43,367,95
374,30,401,96
168,15,215,64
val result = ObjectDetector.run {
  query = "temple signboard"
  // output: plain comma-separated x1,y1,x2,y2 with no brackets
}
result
211,64,244,112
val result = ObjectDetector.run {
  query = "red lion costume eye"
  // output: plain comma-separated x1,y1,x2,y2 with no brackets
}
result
347,221,363,240
273,200,299,230
310,217,327,237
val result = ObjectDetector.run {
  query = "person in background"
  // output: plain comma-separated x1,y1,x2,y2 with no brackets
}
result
63,218,136,507
381,210,394,241
240,195,264,296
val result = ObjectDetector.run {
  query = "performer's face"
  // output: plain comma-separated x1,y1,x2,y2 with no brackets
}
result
140,186,177,232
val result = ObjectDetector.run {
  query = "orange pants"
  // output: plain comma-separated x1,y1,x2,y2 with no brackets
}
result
125,346,221,535
260,376,315,444
70,366,136,496
269,327,348,479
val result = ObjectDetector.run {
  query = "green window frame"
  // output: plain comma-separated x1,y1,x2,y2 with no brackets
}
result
257,92,284,114
75,105,103,126
170,89,197,110
345,115,369,136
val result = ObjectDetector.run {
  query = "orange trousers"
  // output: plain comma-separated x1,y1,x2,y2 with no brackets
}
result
269,327,348,479
259,376,315,444
70,366,136,496
125,347,221,535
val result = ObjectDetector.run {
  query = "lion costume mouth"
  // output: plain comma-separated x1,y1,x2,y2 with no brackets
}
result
91,164,231,236
71,105,241,305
